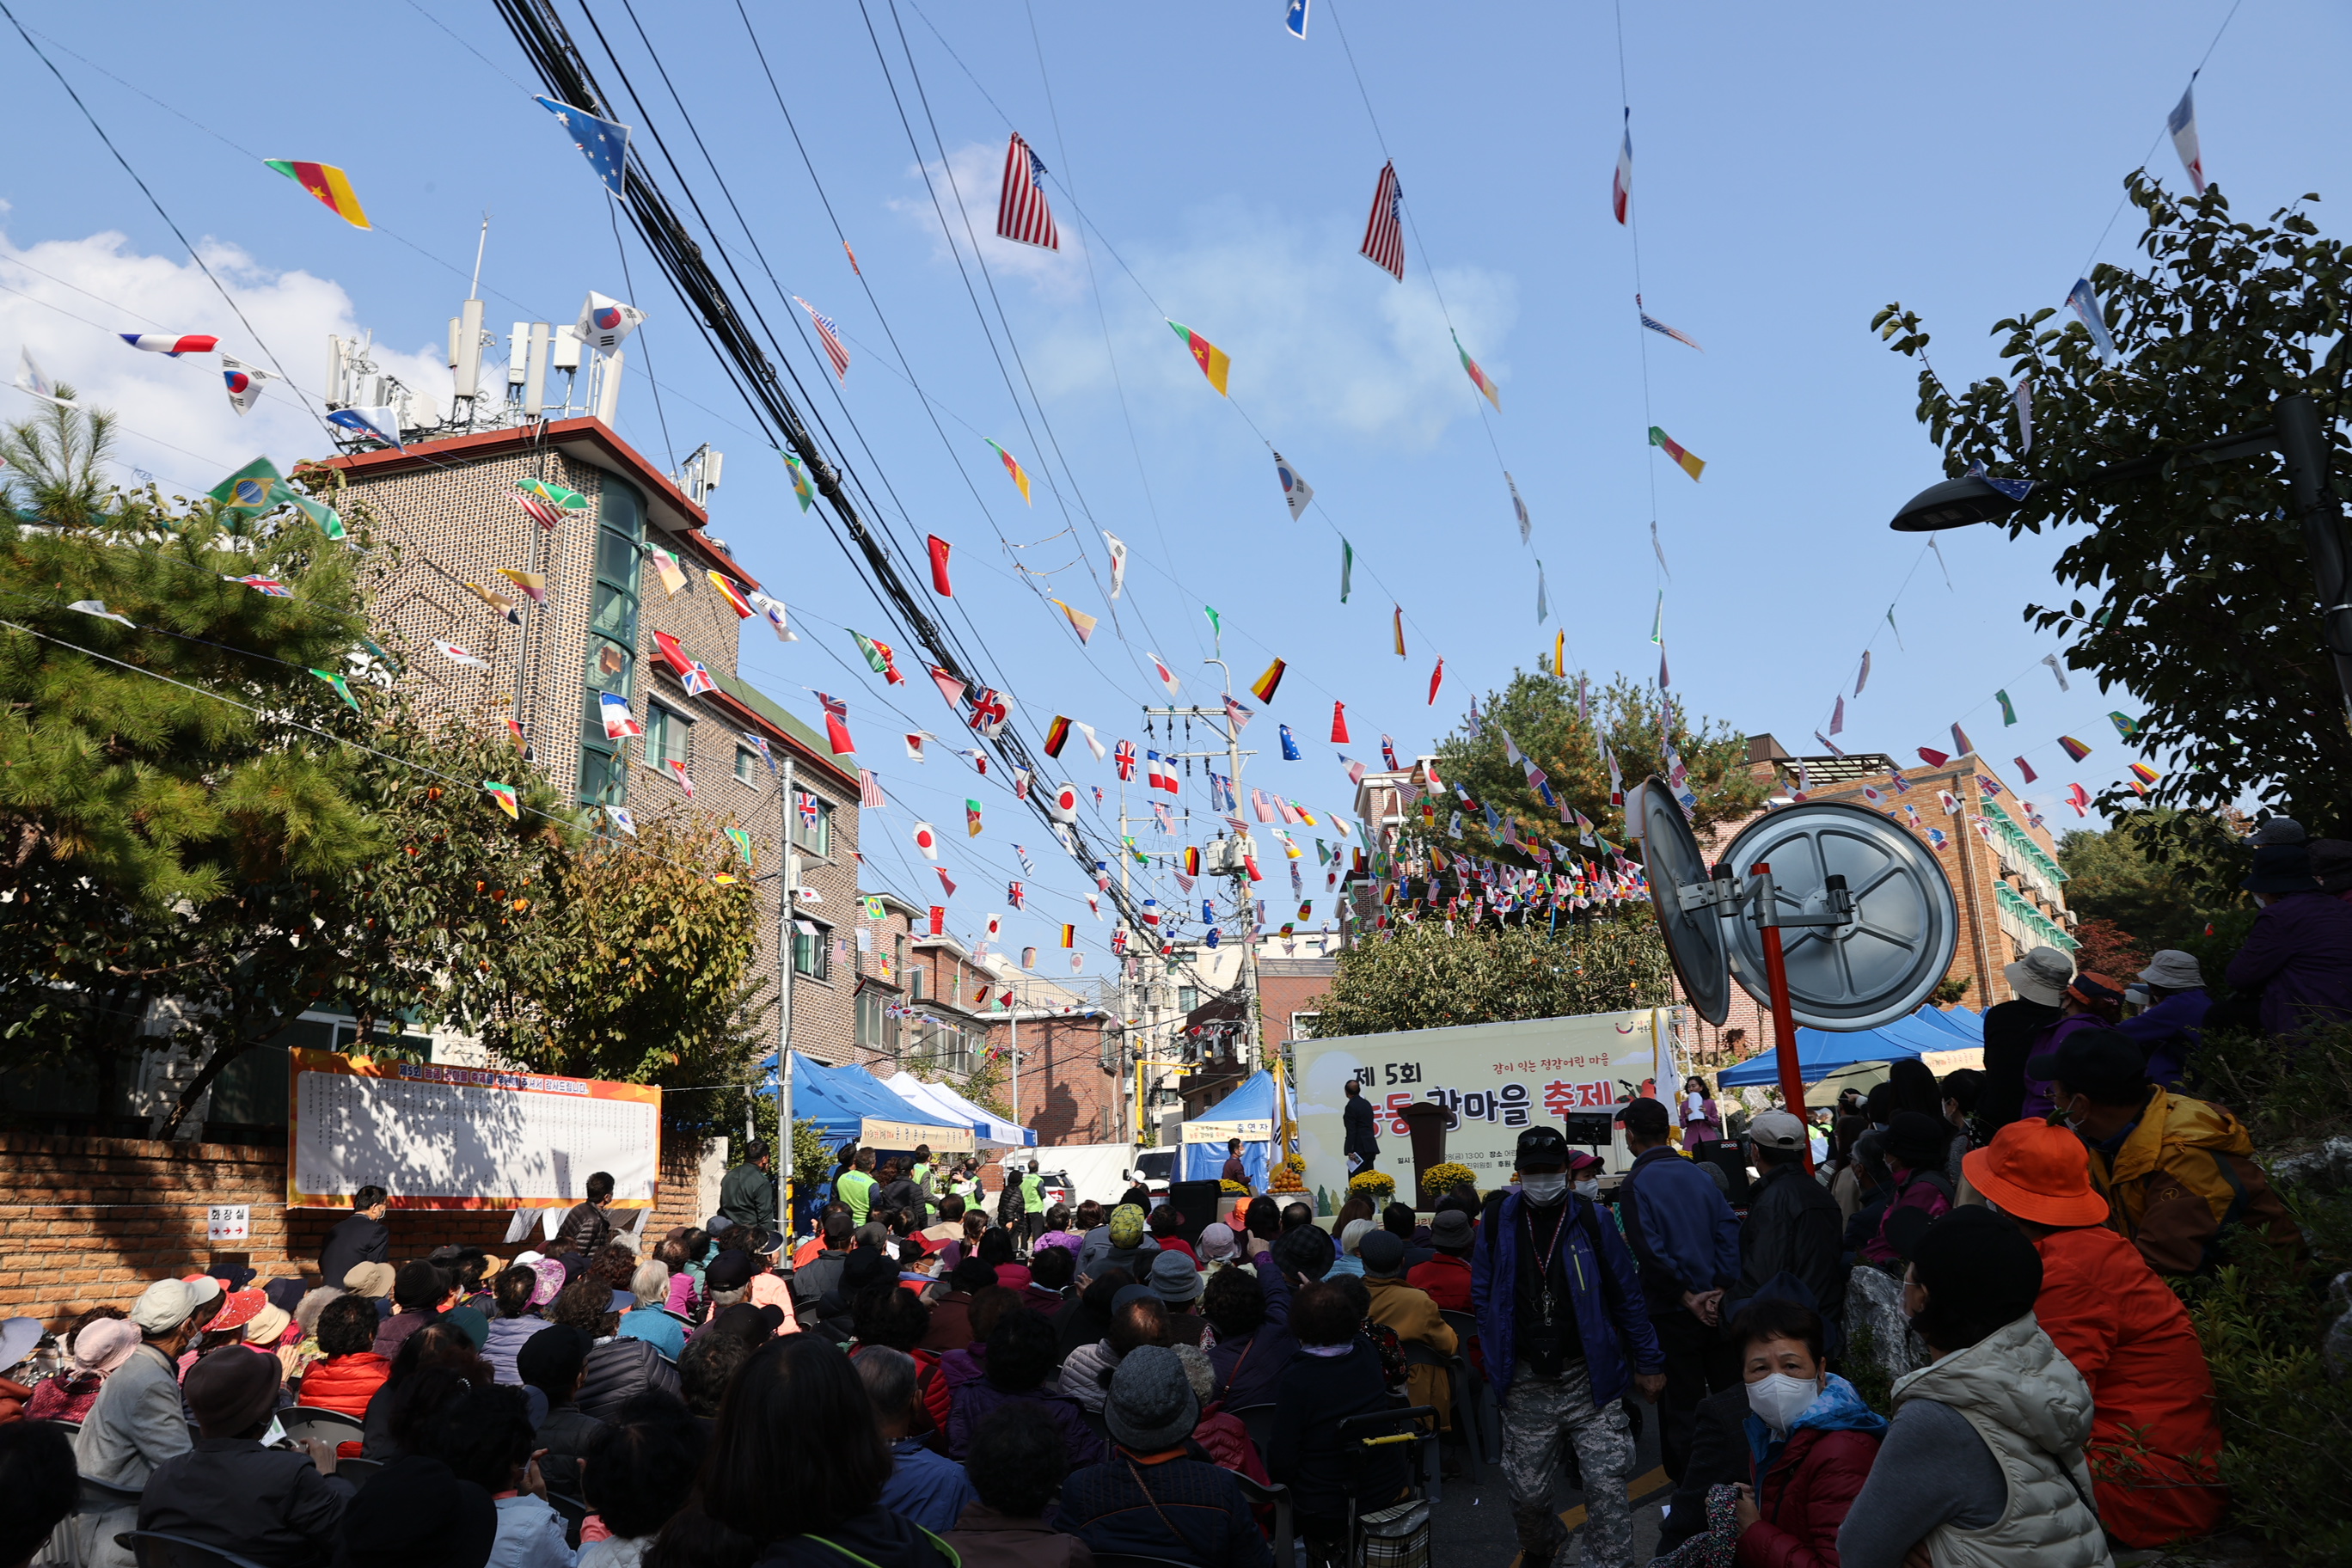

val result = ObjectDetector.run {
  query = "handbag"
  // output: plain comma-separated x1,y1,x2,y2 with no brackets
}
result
1355,1497,1431,1568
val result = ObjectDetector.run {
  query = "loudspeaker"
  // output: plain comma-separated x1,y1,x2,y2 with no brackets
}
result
1167,1179,1221,1244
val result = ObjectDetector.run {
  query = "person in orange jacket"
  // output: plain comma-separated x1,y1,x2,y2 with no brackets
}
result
1963,1118,2226,1547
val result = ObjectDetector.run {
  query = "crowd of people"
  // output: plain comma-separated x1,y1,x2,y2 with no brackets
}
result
2,833,2335,1568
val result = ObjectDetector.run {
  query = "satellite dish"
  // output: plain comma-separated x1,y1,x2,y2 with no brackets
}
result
1721,801,1959,1031
1636,776,1731,1026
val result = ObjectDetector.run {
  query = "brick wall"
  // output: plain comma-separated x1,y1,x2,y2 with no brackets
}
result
0,1130,720,1331
988,1013,1114,1146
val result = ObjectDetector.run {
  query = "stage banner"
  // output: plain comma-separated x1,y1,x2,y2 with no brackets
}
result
1291,1008,1681,1211
289,1048,661,1210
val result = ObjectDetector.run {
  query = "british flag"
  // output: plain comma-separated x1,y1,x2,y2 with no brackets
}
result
1114,738,1136,781
743,732,775,774
968,687,1010,737
796,790,819,828
995,132,1060,250
1008,880,1026,910
1359,161,1404,280
681,659,716,698
793,296,850,381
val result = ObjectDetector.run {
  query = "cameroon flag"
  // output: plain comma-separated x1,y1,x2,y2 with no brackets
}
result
264,159,370,230
1167,320,1231,396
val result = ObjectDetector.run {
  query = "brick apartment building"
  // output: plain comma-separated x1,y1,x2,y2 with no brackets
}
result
1677,734,2079,1069
318,415,863,1067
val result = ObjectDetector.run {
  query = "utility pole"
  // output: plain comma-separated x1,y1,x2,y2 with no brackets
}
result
775,754,797,1230
1148,656,1263,1083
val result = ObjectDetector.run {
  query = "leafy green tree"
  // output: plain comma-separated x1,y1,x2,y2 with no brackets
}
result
1874,174,2352,832
1432,670,1767,869
1310,915,1675,1038
2055,807,2241,949
1,386,118,524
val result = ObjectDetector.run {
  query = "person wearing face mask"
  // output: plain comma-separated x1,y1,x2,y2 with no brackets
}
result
1961,1118,2226,1547
1566,1150,1606,1199
1836,1208,2111,1568
1613,1097,1742,1485
1718,1296,1885,1568
2031,1027,2303,1276
1473,1126,1665,1568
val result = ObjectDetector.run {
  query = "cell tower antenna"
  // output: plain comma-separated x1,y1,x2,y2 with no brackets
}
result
469,211,491,299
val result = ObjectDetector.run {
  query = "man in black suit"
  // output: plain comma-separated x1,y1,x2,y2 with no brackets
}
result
318,1185,389,1289
1342,1078,1381,1175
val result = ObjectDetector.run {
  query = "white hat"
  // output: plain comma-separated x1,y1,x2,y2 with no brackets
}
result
131,1278,203,1333
513,1251,545,1268
2137,950,2205,990
2001,946,2074,1007
1745,1109,1810,1150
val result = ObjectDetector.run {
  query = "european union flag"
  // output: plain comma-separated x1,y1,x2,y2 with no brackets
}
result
1279,724,1300,761
537,96,631,197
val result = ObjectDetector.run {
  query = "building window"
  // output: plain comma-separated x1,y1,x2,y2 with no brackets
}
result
644,702,690,771
793,792,833,857
857,989,899,1057
735,747,760,787
1177,985,1199,1015
793,919,831,981
577,478,644,805
910,963,925,1001
1289,1011,1321,1041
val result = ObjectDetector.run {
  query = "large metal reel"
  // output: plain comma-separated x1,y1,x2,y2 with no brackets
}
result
1723,801,1959,1031
1636,776,1731,1026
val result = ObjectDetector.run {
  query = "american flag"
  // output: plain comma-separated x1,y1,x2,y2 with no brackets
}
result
995,132,1060,250
1637,295,1702,351
859,769,885,808
1359,161,1405,281
793,297,849,381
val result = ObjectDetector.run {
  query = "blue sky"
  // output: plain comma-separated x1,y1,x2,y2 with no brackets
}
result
3,0,2342,965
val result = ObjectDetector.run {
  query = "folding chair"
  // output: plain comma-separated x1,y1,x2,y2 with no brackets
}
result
1233,1401,1278,1461
1234,1473,1296,1568
1437,1311,1498,1461
1333,1406,1436,1568
278,1406,364,1449
116,1533,271,1568
1400,1341,1480,1484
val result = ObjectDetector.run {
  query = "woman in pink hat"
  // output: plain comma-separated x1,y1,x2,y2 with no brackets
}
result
25,1314,142,1423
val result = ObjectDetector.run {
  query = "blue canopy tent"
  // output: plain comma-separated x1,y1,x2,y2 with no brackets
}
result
756,1052,970,1154
1718,1008,1986,1089
872,1071,1036,1148
1176,1069,1295,1189
1910,1005,1983,1040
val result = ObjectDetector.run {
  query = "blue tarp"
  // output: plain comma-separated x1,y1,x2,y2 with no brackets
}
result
757,1052,963,1148
1177,1069,1296,1189
1910,1005,1983,1040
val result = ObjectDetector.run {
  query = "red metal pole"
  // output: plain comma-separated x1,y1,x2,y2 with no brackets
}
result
1752,861,1814,1175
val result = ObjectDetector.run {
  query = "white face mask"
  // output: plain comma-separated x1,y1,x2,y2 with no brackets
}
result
1573,1179,1601,1198
1520,1172,1569,1205
1745,1371,1822,1433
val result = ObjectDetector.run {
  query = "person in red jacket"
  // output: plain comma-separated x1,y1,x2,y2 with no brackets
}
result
1728,1296,1885,1568
293,1294,391,1418
1962,1118,2227,1547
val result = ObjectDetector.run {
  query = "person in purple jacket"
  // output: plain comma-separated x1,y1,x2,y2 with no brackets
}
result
2117,950,2212,1087
2226,840,2352,1040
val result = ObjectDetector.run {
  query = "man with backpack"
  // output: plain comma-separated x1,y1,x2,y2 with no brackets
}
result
1473,1125,1665,1568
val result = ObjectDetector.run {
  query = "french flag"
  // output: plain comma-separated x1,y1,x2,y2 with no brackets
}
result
1612,110,1632,224
121,334,219,357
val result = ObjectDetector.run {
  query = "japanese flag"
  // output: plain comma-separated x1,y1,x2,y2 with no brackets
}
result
912,821,940,859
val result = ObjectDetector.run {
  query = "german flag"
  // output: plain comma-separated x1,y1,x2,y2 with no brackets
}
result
1044,715,1072,757
1252,658,1287,704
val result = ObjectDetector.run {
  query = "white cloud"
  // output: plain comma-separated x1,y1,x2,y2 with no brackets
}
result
894,144,1516,451
0,229,447,496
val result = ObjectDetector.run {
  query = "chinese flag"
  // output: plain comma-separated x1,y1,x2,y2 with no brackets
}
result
928,905,946,935
927,535,953,596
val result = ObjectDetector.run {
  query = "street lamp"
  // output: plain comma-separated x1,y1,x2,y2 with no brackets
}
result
1886,391,2352,723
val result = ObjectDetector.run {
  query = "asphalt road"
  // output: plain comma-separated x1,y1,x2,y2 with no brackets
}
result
1421,1391,1675,1568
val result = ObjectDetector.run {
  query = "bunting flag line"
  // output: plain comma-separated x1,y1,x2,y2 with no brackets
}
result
1274,450,1314,520
2129,762,2160,792
1886,607,1904,650
1428,657,1444,705
995,132,1061,250
726,826,756,867
465,582,523,624
221,356,272,415
926,535,952,597
1075,722,1107,762
1829,695,1846,736
2168,83,2205,195
1223,693,1253,732
748,591,799,642
1285,0,1309,38
969,688,1012,738
665,760,695,798
1612,107,1632,224
783,450,816,511
1636,295,1701,350
793,296,850,380
2109,711,2140,738
1104,531,1126,598
605,805,636,837
1996,690,2018,726
646,547,685,597
483,781,519,819
1338,536,1352,603
1393,605,1407,658
1052,599,1097,644
1453,330,1501,411
309,668,359,712
516,493,567,530
1008,880,1027,910
1359,160,1405,280
598,692,643,739
536,96,629,195
2014,756,2039,784
905,732,932,762
912,822,940,860
928,906,946,936
1506,474,1531,545
1535,561,1549,623
433,640,487,668
1917,747,1950,769
1204,604,1222,652
1252,658,1287,703
1648,426,1705,481
121,332,219,357
744,733,775,775
851,630,904,685
1331,701,1350,744
2067,783,2092,815
936,866,959,897
574,291,647,355
263,158,370,228
928,666,966,711
15,347,71,407
228,573,291,597
1279,724,1300,761
1951,722,1974,757
1168,320,1231,395
326,407,403,450
2067,278,2118,359
1147,652,1181,700
986,438,1032,504
518,476,586,512
2058,735,2092,763
706,572,753,618
817,692,855,755
2042,653,2070,692
1044,715,1072,758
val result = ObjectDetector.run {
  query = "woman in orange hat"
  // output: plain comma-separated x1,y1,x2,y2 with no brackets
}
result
1962,1120,2226,1547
